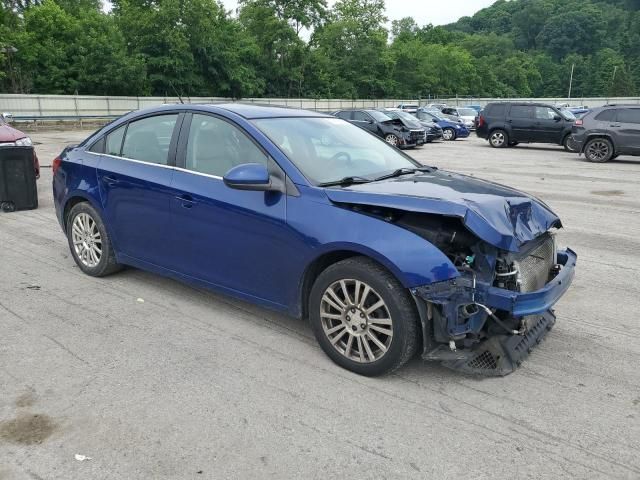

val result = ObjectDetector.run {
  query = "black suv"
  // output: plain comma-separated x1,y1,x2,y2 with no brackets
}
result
332,109,425,149
571,105,640,162
477,102,577,151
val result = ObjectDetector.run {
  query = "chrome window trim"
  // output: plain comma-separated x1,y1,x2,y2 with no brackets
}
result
101,153,224,180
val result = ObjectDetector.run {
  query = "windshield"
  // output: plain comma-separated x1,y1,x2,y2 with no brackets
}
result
560,108,576,121
417,111,441,122
253,117,420,185
458,108,478,117
368,110,392,122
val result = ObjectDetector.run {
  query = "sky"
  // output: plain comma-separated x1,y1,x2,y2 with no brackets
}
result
220,0,497,27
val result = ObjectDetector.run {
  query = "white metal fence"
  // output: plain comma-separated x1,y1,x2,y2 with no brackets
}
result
1,94,639,119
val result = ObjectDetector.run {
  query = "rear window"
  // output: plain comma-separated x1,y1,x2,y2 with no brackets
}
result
594,109,617,122
510,105,533,118
617,108,640,124
486,104,506,117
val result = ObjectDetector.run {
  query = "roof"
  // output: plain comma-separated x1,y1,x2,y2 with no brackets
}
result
212,103,329,119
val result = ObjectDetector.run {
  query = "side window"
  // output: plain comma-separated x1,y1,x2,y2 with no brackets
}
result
617,109,640,124
88,136,105,154
442,108,454,115
186,114,268,177
595,109,617,122
105,125,126,156
510,105,532,118
487,104,506,117
335,111,352,120
121,114,178,165
352,111,371,122
535,107,557,120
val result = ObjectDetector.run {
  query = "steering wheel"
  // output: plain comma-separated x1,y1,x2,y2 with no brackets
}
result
329,151,352,166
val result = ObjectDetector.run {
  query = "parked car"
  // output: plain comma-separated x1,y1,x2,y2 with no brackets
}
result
464,105,483,113
332,109,424,148
423,107,466,126
52,104,576,376
476,102,578,151
396,104,419,114
440,107,478,130
571,104,640,162
0,113,40,178
380,108,437,143
415,109,470,141
425,103,447,110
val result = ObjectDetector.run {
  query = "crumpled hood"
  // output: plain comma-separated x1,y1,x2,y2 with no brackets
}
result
0,123,26,142
324,169,561,252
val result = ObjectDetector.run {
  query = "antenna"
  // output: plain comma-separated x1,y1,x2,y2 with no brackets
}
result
168,80,185,104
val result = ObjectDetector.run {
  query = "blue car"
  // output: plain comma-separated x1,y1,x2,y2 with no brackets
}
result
52,104,576,376
415,109,470,141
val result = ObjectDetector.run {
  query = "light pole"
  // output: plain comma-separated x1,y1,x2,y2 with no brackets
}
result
568,63,575,101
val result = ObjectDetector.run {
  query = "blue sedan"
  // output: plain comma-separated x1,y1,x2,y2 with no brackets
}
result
53,104,576,376
415,109,470,141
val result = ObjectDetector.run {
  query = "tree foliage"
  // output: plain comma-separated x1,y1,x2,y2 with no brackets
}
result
0,0,637,97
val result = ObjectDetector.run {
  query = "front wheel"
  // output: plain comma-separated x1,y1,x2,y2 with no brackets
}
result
584,138,614,163
563,134,579,152
66,202,121,277
442,128,456,141
309,257,419,376
384,134,399,146
489,129,508,148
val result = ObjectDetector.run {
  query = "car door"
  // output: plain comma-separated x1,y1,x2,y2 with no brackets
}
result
507,105,534,142
169,112,290,306
614,108,640,154
351,111,378,134
96,112,182,264
533,106,565,143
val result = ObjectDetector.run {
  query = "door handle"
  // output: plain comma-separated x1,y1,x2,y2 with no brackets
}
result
175,194,196,208
610,123,621,127
102,175,119,186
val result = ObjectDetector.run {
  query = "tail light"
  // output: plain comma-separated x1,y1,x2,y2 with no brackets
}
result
574,119,583,126
52,156,62,175
478,115,486,128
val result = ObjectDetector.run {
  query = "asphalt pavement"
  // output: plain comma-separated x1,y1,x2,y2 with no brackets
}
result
1,130,639,479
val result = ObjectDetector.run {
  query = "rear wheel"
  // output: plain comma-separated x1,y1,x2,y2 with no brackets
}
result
489,129,508,148
66,202,121,277
584,138,614,163
442,128,456,141
309,257,419,376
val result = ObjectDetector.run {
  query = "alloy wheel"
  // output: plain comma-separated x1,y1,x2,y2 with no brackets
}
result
385,134,399,146
490,131,505,147
320,279,393,363
443,128,455,141
586,141,610,161
71,212,102,268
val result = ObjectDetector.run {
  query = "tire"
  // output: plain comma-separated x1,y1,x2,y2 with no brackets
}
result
584,137,614,163
384,134,399,146
489,129,508,148
442,128,456,141
563,134,578,152
66,202,121,277
309,257,419,376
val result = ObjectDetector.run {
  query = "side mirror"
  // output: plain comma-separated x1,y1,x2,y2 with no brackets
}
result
223,163,273,191
1,112,13,123
553,114,562,121
432,119,438,123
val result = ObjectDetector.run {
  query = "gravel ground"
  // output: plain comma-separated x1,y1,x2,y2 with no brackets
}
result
1,130,639,479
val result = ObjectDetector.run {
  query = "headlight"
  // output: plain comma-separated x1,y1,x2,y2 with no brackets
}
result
15,137,32,147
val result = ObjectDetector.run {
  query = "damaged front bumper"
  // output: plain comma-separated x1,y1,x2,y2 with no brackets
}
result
411,248,577,376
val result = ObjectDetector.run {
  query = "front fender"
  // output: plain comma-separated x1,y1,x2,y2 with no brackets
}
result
288,189,460,289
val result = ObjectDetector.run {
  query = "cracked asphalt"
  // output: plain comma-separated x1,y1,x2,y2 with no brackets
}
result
1,129,639,479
